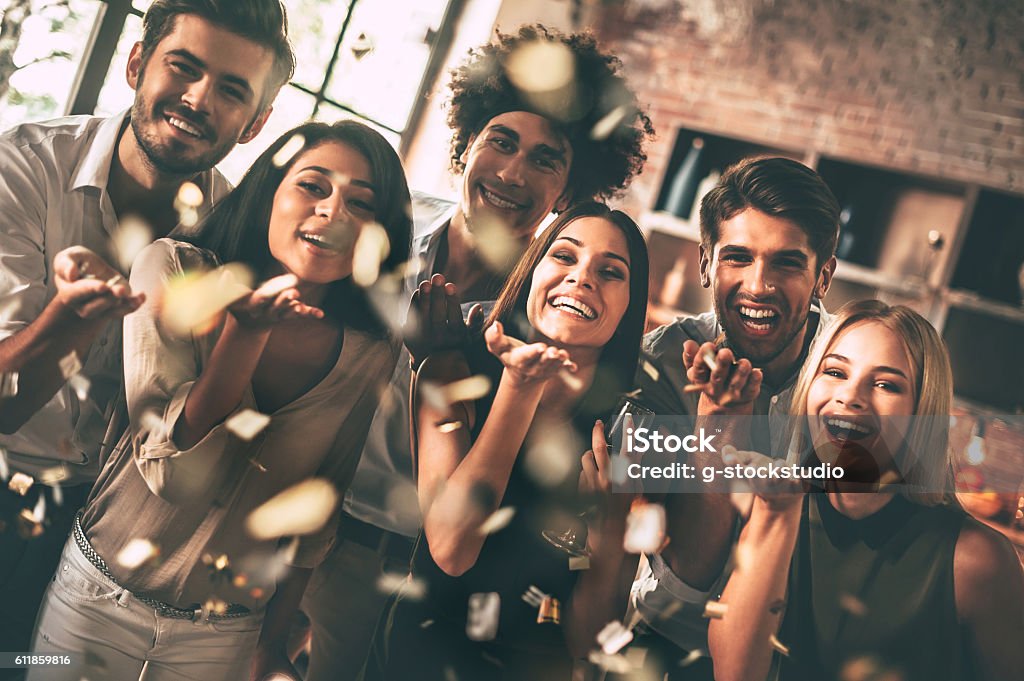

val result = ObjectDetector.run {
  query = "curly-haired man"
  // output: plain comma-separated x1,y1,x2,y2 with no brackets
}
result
297,24,653,681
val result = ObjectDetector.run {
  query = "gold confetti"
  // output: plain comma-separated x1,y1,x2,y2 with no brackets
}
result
377,572,426,600
838,593,868,617
679,648,708,667
590,105,630,141
176,182,204,208
523,423,580,487
623,503,666,554
0,371,19,397
521,585,547,608
160,263,254,336
139,410,170,442
466,592,500,641
569,555,590,570
58,351,82,379
640,358,659,382
506,40,575,94
769,633,790,656
437,420,464,434
597,620,634,655
110,216,153,272
478,507,515,536
352,222,391,287
116,539,159,569
587,651,633,674
8,472,34,496
471,213,520,274
68,374,90,401
703,599,728,619
225,409,271,441
17,509,44,538
272,134,306,168
0,447,9,481
245,478,339,540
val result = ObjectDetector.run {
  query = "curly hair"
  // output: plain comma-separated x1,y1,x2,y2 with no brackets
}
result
446,24,654,203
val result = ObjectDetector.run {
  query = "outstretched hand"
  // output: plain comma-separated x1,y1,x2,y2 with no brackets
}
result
53,246,144,320
228,273,324,329
682,339,763,412
484,321,576,389
721,445,803,512
404,274,484,365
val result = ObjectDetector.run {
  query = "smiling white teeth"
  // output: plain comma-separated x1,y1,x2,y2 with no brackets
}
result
168,117,202,138
824,417,871,434
480,187,522,210
739,306,777,319
551,296,596,320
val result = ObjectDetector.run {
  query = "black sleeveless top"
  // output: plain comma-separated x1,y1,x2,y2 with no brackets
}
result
364,343,607,681
777,493,973,681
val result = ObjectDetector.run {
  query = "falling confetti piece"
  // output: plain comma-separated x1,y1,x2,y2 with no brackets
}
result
679,648,708,667
272,134,306,167
377,572,426,600
523,422,579,487
352,222,391,287
8,472,34,496
569,555,590,570
30,493,46,522
623,503,666,554
478,507,515,536
769,633,790,656
116,539,159,569
226,409,271,441
838,593,868,617
472,213,520,274
68,374,90,402
0,371,19,397
139,410,170,442
522,585,547,608
703,599,728,619
640,359,659,382
160,263,254,336
506,40,575,94
597,621,634,655
587,651,633,674
18,509,44,537
245,478,339,540
111,216,154,272
420,619,434,629
176,182,204,208
442,375,492,404
0,448,9,481
59,351,82,379
466,592,500,641
590,105,630,141
437,420,464,434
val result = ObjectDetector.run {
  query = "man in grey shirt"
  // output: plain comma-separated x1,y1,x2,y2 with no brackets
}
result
629,157,840,678
300,24,654,681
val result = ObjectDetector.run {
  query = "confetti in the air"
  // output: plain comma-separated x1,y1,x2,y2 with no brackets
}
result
703,599,728,619
466,592,500,641
59,351,82,379
377,572,427,600
0,447,8,481
160,263,254,336
569,555,590,571
623,503,666,554
437,420,464,434
506,40,575,94
522,585,547,608
640,359,660,382
587,651,633,674
176,182,204,208
0,371,18,398
245,478,339,540
116,539,159,569
478,507,515,536
272,134,306,167
110,216,153,272
352,222,391,287
68,374,90,402
226,409,271,441
597,621,634,655
8,472,34,496
679,648,708,667
590,105,630,141
523,422,579,487
838,593,868,617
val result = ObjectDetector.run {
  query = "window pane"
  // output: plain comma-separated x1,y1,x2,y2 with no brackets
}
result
215,84,318,185
324,0,450,131
313,102,401,150
284,0,353,93
94,13,144,117
0,0,103,129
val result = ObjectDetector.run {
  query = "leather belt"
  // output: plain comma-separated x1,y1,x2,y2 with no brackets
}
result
73,512,250,621
339,512,416,562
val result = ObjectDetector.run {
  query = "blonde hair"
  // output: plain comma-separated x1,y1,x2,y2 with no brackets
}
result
785,300,955,505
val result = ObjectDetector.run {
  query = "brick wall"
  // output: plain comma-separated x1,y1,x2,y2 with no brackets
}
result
592,0,1024,211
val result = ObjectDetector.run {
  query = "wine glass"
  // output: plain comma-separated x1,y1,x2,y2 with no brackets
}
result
542,397,656,557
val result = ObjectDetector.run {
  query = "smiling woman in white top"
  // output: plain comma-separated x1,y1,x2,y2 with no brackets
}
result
28,120,412,681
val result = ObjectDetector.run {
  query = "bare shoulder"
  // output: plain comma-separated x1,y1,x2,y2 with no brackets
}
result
954,515,1024,621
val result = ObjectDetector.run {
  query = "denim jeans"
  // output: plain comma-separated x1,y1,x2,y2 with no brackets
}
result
28,535,264,681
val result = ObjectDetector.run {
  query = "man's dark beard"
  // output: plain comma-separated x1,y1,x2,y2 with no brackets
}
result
129,101,232,177
713,293,811,367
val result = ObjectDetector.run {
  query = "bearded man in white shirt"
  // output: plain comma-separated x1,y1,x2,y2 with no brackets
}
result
0,0,293,667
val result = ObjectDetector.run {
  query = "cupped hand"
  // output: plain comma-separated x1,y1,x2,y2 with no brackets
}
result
404,273,484,365
682,339,763,412
484,321,576,389
53,246,144,320
721,445,803,512
228,273,324,329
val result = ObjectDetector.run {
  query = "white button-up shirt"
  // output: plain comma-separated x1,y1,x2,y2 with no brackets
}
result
0,112,230,485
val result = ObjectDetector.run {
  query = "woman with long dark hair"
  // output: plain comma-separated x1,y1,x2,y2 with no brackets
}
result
364,201,650,680
29,120,412,681
708,300,1023,681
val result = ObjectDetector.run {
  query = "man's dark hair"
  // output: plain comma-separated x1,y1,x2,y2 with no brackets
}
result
447,24,654,203
699,157,840,267
140,0,295,111
177,120,412,336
